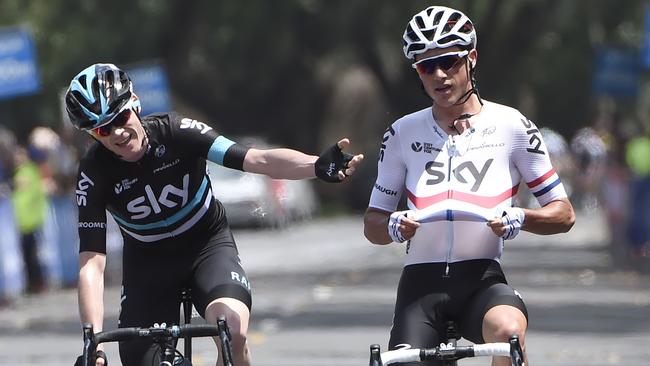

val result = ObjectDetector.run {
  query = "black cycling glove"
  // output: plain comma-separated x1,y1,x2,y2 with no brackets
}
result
315,143,354,183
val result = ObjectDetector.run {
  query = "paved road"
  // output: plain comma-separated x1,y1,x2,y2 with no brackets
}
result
1,210,649,365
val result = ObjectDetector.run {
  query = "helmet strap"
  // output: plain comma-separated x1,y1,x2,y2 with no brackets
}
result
453,59,483,106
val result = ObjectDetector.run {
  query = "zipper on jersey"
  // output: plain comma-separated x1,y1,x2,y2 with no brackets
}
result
444,210,454,278
444,147,455,278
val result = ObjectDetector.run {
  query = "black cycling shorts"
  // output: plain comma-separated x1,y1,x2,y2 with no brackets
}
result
388,259,527,366
117,222,252,366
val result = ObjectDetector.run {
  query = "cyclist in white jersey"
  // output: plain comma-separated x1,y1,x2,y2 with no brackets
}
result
364,6,575,366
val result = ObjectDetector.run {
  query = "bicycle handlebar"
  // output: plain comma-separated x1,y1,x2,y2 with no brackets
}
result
370,335,524,366
378,343,510,364
81,323,222,366
90,323,222,344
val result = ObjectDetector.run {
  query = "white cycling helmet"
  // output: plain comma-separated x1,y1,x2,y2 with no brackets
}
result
403,6,477,60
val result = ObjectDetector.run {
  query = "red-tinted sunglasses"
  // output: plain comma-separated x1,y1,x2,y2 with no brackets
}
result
412,50,469,75
89,109,131,138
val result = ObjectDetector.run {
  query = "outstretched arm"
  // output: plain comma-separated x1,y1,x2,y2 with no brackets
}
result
243,147,317,179
242,138,364,181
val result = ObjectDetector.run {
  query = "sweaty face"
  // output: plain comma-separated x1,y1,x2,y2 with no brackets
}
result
414,47,475,107
93,110,147,162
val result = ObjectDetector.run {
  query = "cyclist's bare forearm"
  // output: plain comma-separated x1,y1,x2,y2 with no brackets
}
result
364,208,393,245
521,198,575,235
243,148,317,180
78,251,107,334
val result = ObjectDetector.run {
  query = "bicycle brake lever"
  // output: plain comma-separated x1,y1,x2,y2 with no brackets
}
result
369,344,383,366
509,335,525,366
82,324,97,366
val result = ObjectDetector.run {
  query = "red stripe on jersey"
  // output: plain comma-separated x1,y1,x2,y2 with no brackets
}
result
526,168,555,189
407,185,519,209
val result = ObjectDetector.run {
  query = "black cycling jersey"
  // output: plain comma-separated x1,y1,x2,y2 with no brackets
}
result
75,112,254,365
75,112,250,253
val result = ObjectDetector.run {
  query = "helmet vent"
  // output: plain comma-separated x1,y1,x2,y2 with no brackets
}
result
415,15,425,29
442,15,461,34
460,22,474,35
405,24,418,42
432,12,443,26
421,29,434,41
407,43,425,55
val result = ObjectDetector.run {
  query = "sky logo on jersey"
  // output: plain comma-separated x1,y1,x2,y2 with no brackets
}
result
520,118,546,155
76,172,94,207
180,118,213,134
127,174,190,220
379,125,395,162
425,159,493,192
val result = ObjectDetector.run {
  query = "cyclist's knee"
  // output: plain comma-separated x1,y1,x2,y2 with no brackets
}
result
204,297,251,348
492,320,525,343
482,305,527,343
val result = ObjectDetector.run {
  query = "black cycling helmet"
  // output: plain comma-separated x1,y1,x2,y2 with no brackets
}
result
65,63,140,131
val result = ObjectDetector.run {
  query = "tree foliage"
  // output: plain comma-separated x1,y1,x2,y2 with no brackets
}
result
0,0,645,166
1,0,645,140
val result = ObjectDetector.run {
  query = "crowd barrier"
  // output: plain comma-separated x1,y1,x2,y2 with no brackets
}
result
45,195,81,287
0,194,86,299
0,197,25,299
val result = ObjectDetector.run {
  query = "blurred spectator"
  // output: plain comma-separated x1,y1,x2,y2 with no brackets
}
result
541,127,574,198
11,145,49,294
570,127,607,210
26,126,81,287
50,127,80,196
27,127,61,195
601,146,630,263
624,132,650,258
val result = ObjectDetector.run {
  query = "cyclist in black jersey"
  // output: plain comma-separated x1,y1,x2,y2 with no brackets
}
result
66,63,364,366
363,6,575,366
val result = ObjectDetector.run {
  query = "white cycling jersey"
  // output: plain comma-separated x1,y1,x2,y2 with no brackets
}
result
368,101,567,268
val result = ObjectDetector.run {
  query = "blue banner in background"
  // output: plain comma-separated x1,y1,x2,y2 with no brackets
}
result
0,27,40,100
641,6,650,68
126,62,172,116
592,47,640,98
